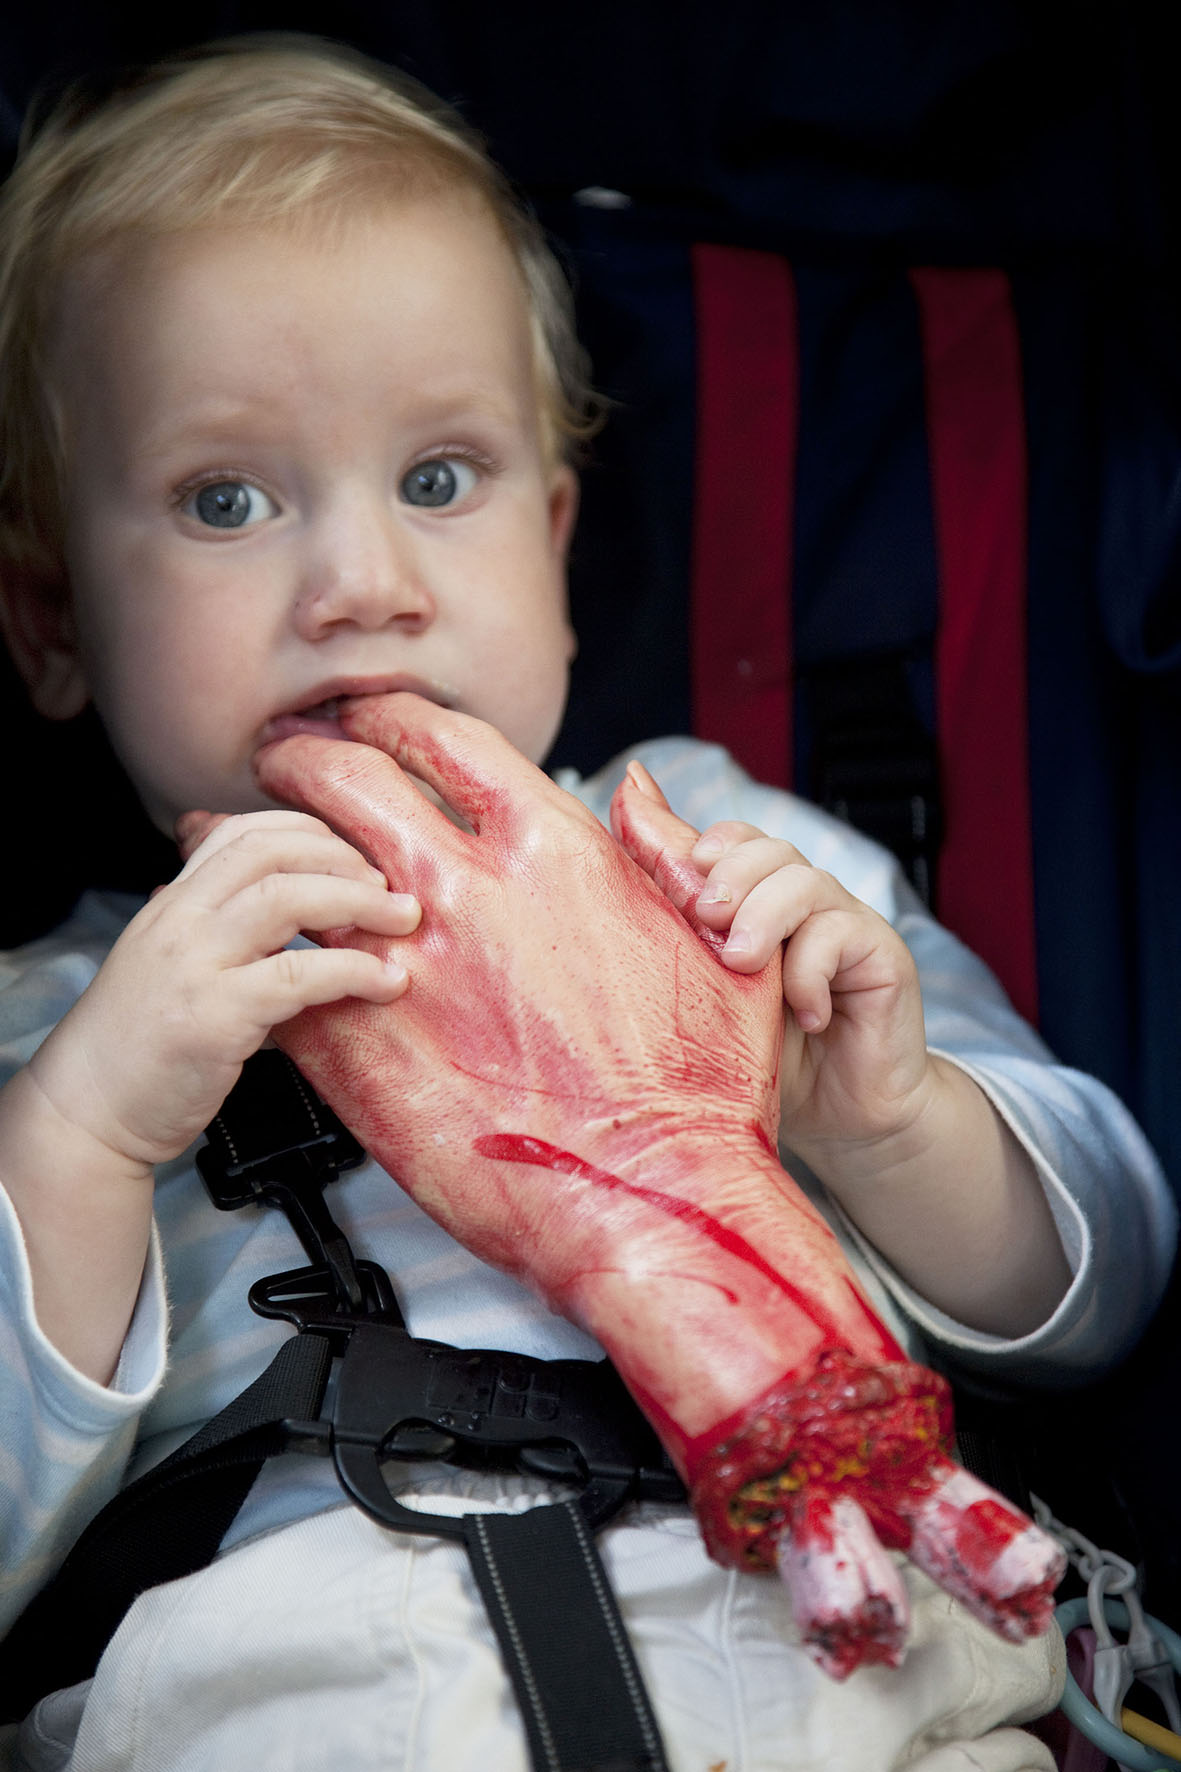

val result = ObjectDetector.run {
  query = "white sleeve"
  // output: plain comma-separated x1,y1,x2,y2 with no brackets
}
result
847,893,1176,1385
0,1189,167,1635
564,737,1178,1386
0,897,169,1637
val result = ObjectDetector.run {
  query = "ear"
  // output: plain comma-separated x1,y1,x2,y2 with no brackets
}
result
0,560,88,720
548,465,580,562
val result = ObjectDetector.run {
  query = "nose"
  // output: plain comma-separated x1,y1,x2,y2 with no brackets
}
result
293,497,435,639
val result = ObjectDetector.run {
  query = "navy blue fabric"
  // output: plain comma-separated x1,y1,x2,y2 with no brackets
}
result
790,266,939,794
1017,269,1139,1123
547,214,697,769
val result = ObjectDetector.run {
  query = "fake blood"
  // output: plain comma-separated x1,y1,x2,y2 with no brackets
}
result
473,1132,853,1344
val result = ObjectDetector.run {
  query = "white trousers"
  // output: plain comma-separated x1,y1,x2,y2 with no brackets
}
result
10,1482,1063,1772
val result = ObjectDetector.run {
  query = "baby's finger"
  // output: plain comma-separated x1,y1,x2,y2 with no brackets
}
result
780,908,886,1032
174,810,228,861
174,808,376,877
218,874,421,965
696,839,818,931
171,814,393,903
692,820,772,866
717,866,854,972
245,944,411,1030
176,808,340,870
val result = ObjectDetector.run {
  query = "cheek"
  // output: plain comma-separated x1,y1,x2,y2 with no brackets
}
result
85,609,198,737
495,619,571,758
74,575,248,799
77,545,252,709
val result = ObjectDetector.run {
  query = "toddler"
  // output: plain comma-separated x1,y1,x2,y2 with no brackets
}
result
0,34,1173,1772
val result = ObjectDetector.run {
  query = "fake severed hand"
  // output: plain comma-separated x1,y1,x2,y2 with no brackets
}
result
248,692,1063,1677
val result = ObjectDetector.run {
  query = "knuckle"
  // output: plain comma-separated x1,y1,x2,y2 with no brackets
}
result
252,868,290,906
273,947,306,990
218,813,260,845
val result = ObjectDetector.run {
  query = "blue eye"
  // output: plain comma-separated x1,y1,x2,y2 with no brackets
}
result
186,481,277,529
400,457,478,508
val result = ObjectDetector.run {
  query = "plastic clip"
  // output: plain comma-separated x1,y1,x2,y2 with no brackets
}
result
197,1048,368,1314
1087,1554,1181,1740
249,1268,686,1545
325,1320,685,1540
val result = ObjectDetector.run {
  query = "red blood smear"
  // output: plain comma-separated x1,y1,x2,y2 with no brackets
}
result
812,1602,908,1679
476,1143,952,1584
471,1131,910,1494
473,1133,855,1345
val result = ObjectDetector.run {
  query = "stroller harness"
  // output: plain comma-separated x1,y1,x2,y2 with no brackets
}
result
0,1049,685,1772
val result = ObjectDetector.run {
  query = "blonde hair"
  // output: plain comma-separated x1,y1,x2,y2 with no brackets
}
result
0,33,599,579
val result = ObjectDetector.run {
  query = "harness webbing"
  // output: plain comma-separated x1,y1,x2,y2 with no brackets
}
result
0,1053,675,1772
0,1330,333,1720
465,1502,667,1772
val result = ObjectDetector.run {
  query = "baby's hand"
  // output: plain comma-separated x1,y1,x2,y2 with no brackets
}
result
616,765,931,1168
690,816,931,1157
25,810,420,1174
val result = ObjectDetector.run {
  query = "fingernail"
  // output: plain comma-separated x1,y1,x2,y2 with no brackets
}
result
697,882,733,907
723,929,753,957
626,760,663,801
387,893,422,930
796,1009,822,1032
694,834,725,861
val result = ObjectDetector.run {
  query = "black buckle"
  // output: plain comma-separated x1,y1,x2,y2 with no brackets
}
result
254,1283,685,1540
197,1051,372,1315
333,1322,683,1538
197,1051,686,1542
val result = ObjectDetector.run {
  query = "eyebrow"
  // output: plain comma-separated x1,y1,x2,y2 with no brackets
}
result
126,382,531,462
126,395,295,452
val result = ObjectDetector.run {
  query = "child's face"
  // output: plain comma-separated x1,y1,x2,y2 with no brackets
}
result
35,191,578,833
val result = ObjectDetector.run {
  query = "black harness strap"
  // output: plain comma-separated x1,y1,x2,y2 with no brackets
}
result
1,1053,678,1772
465,1502,667,1772
0,1330,333,1718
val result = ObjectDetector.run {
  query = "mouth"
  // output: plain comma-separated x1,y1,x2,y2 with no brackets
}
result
258,679,454,746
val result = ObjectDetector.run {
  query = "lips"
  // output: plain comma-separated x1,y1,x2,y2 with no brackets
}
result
258,679,453,746
260,700,350,744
